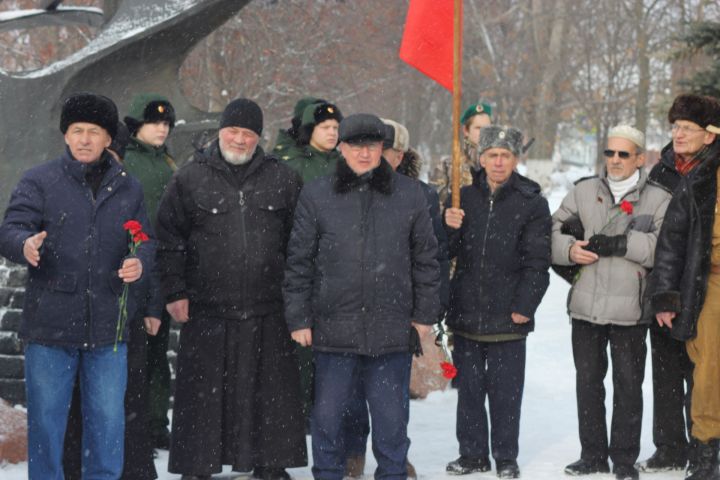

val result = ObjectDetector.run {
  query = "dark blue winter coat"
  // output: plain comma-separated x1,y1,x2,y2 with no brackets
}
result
0,149,155,348
283,158,441,356
446,169,551,336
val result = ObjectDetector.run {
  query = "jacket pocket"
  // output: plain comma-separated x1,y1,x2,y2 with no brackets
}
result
193,190,230,234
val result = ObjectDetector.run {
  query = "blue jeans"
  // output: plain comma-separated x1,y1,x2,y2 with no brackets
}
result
312,351,411,480
25,342,127,480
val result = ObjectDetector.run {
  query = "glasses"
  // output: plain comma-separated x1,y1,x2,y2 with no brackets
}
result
671,124,705,135
603,149,635,159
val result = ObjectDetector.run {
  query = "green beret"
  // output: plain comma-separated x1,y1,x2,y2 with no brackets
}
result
460,102,492,125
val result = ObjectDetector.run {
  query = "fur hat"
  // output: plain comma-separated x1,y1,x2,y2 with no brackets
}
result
478,125,523,156
668,94,720,129
60,92,118,138
109,122,130,159
220,98,263,136
608,125,645,150
338,114,385,144
381,118,410,152
124,93,176,134
297,102,343,145
461,102,493,125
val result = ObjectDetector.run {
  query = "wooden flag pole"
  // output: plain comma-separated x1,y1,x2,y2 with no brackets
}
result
450,0,463,209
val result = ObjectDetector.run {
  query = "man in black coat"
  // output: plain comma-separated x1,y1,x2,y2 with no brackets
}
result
156,98,307,480
649,95,720,480
284,113,440,480
444,125,551,479
639,94,719,474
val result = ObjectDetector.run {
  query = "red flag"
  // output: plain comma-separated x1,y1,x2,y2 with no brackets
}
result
399,0,455,92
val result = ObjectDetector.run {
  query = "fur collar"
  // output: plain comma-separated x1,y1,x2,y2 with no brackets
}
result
397,148,421,179
334,157,394,194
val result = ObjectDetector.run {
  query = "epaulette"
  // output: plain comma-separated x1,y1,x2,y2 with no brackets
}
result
573,175,598,185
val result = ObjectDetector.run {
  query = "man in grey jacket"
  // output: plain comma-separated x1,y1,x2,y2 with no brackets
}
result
552,125,671,480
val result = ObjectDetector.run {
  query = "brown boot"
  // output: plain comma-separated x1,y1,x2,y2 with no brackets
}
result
345,454,365,479
406,459,417,479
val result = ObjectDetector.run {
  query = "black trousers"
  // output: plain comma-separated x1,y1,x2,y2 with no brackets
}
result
454,335,526,462
649,323,693,454
571,319,647,467
146,309,172,438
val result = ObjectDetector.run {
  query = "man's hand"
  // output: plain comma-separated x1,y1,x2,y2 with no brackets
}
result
167,299,189,323
23,231,47,267
144,316,162,336
445,208,465,229
569,240,599,265
118,258,142,283
656,311,676,329
292,328,312,347
511,312,530,324
412,322,432,339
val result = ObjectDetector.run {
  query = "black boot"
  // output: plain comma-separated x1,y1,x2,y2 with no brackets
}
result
685,439,719,480
446,456,491,475
252,467,292,480
564,458,610,475
636,446,687,472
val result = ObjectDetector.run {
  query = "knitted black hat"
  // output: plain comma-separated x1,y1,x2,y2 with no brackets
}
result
297,102,343,145
60,92,118,138
338,114,385,144
220,98,263,136
668,94,720,129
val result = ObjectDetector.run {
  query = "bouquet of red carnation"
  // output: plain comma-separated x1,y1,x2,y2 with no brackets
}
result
114,220,149,352
433,321,457,380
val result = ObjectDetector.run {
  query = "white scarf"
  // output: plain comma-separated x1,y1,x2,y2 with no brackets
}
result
608,169,640,204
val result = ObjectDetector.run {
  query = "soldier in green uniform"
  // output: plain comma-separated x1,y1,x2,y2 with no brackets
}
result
273,96,326,156
282,100,343,427
123,93,178,451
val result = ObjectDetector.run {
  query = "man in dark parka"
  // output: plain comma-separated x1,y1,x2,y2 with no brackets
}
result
284,113,440,480
156,98,307,480
444,125,551,479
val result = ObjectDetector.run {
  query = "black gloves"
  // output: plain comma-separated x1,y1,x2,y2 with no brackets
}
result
585,234,627,257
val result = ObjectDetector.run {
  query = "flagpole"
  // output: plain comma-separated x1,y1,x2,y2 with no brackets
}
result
451,0,463,209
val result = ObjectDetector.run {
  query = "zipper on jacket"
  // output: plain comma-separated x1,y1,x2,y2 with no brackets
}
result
479,196,495,268
239,189,249,319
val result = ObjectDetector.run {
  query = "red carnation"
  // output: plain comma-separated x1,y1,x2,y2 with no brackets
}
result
123,220,143,235
133,231,149,243
440,361,457,379
620,200,633,215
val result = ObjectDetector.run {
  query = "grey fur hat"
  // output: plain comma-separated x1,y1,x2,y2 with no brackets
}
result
478,125,523,156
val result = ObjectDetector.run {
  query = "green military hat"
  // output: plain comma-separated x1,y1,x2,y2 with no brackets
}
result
124,93,176,132
293,96,325,122
460,102,493,125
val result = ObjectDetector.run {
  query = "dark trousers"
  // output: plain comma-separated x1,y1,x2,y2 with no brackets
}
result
454,335,526,462
63,314,156,479
312,351,412,480
146,309,172,438
649,323,693,454
343,380,371,457
572,319,647,467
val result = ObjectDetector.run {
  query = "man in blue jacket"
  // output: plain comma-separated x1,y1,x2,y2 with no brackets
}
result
0,92,153,480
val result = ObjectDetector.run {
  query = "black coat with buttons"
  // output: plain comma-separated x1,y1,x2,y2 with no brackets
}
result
156,141,302,319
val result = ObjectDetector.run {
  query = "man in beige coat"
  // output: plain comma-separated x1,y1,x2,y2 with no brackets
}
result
552,125,671,480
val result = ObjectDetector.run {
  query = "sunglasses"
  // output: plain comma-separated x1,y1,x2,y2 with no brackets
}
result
603,149,634,159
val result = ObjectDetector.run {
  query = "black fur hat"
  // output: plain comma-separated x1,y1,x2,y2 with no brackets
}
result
124,93,176,136
668,94,720,129
297,102,343,145
60,92,118,138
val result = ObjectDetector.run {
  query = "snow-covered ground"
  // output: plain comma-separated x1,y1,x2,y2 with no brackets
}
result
1,188,687,479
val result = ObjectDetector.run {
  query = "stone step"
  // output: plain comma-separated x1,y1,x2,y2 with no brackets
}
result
0,379,25,405
0,354,24,379
0,309,22,332
0,332,22,355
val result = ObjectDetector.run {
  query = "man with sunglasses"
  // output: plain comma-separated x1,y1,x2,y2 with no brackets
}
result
638,94,720,475
552,125,671,480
